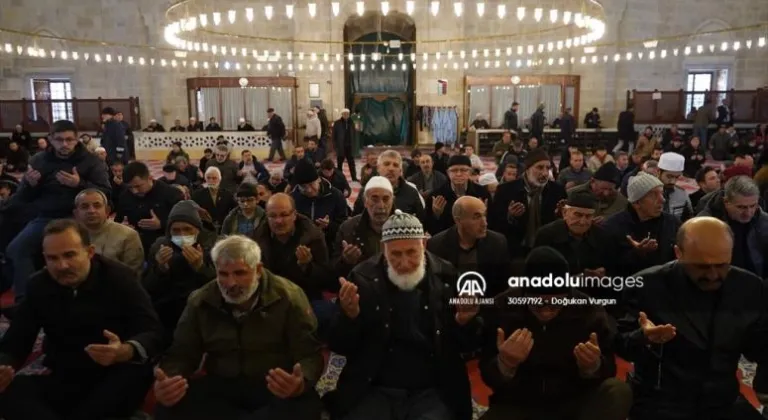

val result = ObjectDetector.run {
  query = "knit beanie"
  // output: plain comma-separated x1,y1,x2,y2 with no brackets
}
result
382,209,426,242
522,246,570,295
293,159,319,185
478,173,499,186
447,155,472,169
524,148,550,169
168,200,203,231
566,191,597,209
627,173,664,203
592,162,620,185
723,165,753,181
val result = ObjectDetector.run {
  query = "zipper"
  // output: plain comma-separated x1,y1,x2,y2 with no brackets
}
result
236,319,244,374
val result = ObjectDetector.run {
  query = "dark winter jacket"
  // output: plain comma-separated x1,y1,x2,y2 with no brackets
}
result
12,143,111,218
206,159,240,192
191,187,237,233
291,178,349,245
0,255,163,374
616,261,768,418
425,181,491,235
101,118,127,163
331,212,385,280
353,177,426,222
427,226,510,297
503,109,519,131
407,170,448,197
324,253,481,420
322,168,352,197
237,160,270,184
266,114,286,139
115,180,184,257
333,118,354,151
601,205,681,277
480,288,617,406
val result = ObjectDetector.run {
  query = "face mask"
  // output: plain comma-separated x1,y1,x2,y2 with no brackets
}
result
171,235,197,248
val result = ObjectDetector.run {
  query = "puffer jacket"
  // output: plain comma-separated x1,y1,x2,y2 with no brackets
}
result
662,185,694,221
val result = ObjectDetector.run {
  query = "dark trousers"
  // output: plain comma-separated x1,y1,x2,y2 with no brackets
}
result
631,394,764,420
154,375,322,420
480,378,632,420
341,387,453,420
0,364,153,420
337,145,357,181
268,137,286,161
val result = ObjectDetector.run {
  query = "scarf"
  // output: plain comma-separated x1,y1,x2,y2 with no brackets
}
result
524,176,544,247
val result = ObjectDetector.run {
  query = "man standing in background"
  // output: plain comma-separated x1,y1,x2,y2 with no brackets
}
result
100,107,127,164
333,109,358,182
115,112,135,160
504,102,519,131
266,108,287,162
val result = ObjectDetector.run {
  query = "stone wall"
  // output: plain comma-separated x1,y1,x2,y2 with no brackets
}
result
1,0,766,134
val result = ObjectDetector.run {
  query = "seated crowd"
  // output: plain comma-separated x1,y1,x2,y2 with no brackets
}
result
0,118,767,420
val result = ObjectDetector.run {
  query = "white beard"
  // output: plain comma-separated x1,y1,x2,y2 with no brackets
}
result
219,275,260,305
387,256,427,291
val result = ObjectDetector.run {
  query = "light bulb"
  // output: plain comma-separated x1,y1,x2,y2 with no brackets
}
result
308,3,316,17
106,54,112,62
547,42,554,52
527,45,533,54
649,51,656,60
454,2,462,17
246,8,254,22
72,52,80,60
398,52,404,60
448,51,453,59
613,54,620,62
287,51,292,60
436,52,441,60
550,9,558,23
574,13,583,27
497,4,505,19
477,2,485,17
228,10,236,23
422,52,427,60
357,1,365,16
361,53,366,62
660,49,667,58
382,1,390,15
199,14,208,26
311,53,317,62
759,37,766,47
213,12,221,25
430,1,439,16
746,40,753,49
361,63,366,71
406,0,415,15
463,62,468,69
516,7,525,20
336,53,341,61
264,6,273,20
506,47,512,56
410,53,416,60
626,52,632,60
61,51,68,60
534,8,542,22
563,11,571,24
323,53,329,62
591,55,598,64
348,52,353,61
494,48,500,57
286,5,294,18
733,42,741,51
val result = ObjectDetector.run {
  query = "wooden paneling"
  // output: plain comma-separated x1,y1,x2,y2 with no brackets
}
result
628,89,767,124
0,97,140,132
186,77,298,89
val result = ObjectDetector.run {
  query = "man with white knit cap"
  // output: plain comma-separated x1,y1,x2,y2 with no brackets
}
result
602,172,682,276
327,209,480,420
332,176,394,277
333,108,358,182
656,152,693,221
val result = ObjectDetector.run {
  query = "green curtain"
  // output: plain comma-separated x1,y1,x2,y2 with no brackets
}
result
356,97,409,146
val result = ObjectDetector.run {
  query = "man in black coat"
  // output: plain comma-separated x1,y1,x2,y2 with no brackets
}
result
290,159,349,248
489,148,567,259
352,150,425,222
4,120,111,303
430,142,450,175
427,196,509,297
479,247,631,420
616,217,768,420
325,210,481,420
0,219,163,419
266,108,287,161
424,155,490,235
100,107,127,164
602,173,681,277
503,102,519,131
320,158,352,198
408,153,448,199
533,192,618,301
333,108,358,182
116,161,184,257
115,112,135,160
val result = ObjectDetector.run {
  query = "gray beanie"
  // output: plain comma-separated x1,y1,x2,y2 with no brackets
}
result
382,209,426,242
168,200,203,231
627,173,664,203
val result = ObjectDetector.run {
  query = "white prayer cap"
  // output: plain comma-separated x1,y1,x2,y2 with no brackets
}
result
239,117,246,123
364,176,394,194
341,108,350,114
478,173,498,186
658,152,685,172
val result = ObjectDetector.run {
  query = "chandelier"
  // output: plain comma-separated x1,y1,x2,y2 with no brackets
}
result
163,0,607,62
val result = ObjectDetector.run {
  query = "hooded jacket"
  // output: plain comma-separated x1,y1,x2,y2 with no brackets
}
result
13,142,111,218
291,177,349,246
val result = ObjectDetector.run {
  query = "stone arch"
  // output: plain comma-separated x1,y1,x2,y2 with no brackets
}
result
25,27,68,52
690,19,734,44
343,11,416,43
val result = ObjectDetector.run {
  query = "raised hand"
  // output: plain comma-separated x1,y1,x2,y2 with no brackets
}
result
507,201,526,217
55,167,81,188
638,311,676,344
338,277,360,319
314,215,330,230
626,235,658,253
84,330,132,366
341,240,363,265
295,245,313,265
155,245,174,271
574,332,602,374
138,210,162,231
154,368,188,407
497,328,534,369
432,196,447,216
266,363,305,399
181,244,204,271
0,365,15,393
121,216,136,229
25,169,42,187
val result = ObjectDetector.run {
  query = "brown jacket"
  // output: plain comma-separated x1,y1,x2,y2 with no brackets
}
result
89,220,145,274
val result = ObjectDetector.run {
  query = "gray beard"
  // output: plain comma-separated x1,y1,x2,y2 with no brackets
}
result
387,257,427,291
